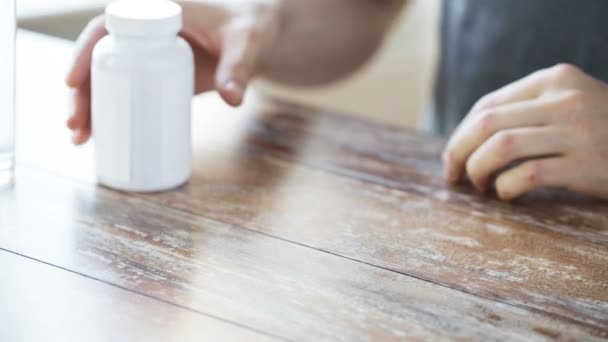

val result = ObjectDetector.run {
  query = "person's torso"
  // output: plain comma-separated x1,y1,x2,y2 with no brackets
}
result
433,0,608,135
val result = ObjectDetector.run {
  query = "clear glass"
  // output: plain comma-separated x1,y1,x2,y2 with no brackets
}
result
0,0,16,189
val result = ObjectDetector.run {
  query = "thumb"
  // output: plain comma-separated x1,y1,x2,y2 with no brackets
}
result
215,23,262,107
66,16,108,88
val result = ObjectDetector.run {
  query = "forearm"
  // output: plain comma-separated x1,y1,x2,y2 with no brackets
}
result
262,0,406,86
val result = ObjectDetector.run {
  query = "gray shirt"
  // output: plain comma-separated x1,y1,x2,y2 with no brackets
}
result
432,0,608,135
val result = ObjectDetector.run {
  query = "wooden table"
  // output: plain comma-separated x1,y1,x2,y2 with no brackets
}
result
2,31,607,341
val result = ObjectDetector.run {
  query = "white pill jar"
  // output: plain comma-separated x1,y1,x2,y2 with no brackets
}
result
92,0,194,192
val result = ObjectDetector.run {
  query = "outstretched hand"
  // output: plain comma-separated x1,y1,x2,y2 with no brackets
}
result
66,0,282,145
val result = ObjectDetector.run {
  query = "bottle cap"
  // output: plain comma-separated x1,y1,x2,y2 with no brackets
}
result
105,0,182,36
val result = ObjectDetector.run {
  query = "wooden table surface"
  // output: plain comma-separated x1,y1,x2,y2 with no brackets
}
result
2,31,608,341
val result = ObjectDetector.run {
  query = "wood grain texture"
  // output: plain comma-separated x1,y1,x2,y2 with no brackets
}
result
124,104,608,331
7,30,608,340
0,250,274,342
1,167,605,341
244,109,608,245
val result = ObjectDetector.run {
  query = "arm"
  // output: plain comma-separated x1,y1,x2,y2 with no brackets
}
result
263,0,405,85
66,0,405,144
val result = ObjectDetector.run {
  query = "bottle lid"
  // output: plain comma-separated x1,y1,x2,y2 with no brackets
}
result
105,0,182,37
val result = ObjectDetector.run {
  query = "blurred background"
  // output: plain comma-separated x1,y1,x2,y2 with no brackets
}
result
18,0,440,129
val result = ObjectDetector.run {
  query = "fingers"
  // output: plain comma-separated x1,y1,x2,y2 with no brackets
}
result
465,127,568,192
68,77,92,145
442,64,605,200
65,16,105,145
495,158,574,201
73,127,92,146
457,64,581,136
444,98,563,183
66,16,107,88
469,67,551,114
448,67,554,153
215,20,262,106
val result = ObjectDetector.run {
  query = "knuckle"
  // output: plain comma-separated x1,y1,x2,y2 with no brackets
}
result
476,110,498,136
494,131,515,156
525,162,542,186
551,63,581,83
474,95,496,112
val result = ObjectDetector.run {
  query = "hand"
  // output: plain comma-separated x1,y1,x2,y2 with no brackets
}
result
443,64,608,200
66,0,282,145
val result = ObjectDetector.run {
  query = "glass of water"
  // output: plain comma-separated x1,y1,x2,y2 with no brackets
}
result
1,0,16,189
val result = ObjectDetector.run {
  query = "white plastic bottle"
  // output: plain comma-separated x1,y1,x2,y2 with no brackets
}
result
92,0,194,192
